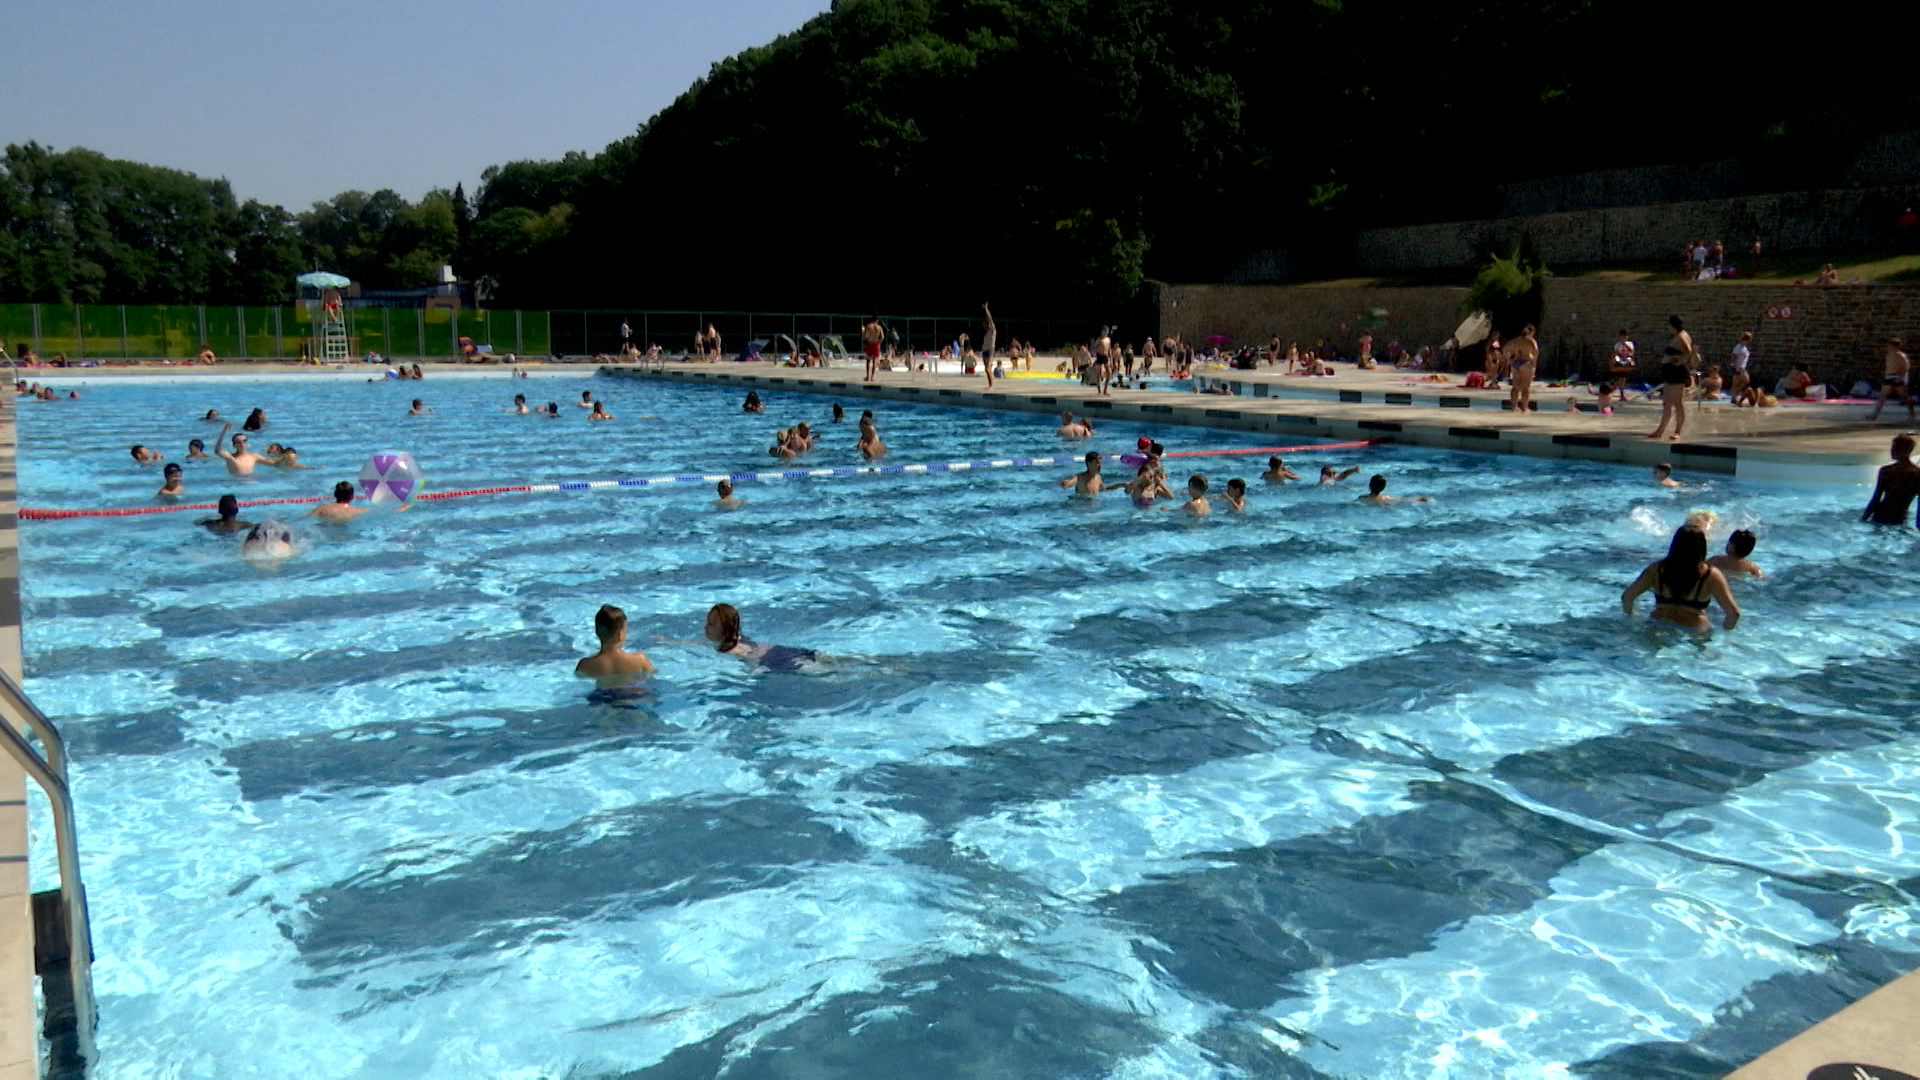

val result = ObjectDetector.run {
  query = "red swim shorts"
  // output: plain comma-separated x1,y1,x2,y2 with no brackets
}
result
864,341,882,359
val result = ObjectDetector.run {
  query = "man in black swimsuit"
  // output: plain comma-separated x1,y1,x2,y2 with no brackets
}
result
198,494,254,536
1862,434,1920,526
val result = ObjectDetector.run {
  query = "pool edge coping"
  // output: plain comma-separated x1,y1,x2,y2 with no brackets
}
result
0,389,33,1080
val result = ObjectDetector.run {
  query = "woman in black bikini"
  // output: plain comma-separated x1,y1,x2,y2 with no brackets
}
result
704,603,818,671
1622,526,1740,631
1646,315,1694,441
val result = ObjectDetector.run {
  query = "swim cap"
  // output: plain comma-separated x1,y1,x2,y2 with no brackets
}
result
1137,437,1152,452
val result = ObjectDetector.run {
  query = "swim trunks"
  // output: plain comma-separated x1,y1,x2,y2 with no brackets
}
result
864,341,881,359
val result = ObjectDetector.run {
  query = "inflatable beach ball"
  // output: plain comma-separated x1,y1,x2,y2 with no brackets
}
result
358,450,423,508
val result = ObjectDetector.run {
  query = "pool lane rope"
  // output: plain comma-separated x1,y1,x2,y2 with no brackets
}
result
18,439,1380,521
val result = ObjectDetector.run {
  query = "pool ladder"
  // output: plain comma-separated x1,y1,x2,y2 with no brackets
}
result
0,670,97,1072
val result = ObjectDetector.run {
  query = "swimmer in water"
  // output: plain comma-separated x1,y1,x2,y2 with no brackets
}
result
408,399,432,415
1060,450,1105,495
1124,463,1160,507
770,430,799,459
1174,474,1211,515
578,390,596,409
305,481,368,523
715,479,745,510
509,393,529,414
186,438,210,461
157,463,185,498
270,446,315,469
214,424,276,475
743,391,765,413
1706,528,1764,578
1862,434,1920,526
1261,456,1299,482
832,403,845,423
1652,463,1682,487
1357,474,1429,503
242,408,267,432
198,493,253,535
790,422,813,450
1318,465,1361,485
1221,477,1248,512
130,444,164,465
857,418,888,460
588,400,614,421
575,604,656,687
1056,411,1088,439
202,409,221,422
1622,525,1740,631
544,402,561,417
704,603,817,672
239,520,296,562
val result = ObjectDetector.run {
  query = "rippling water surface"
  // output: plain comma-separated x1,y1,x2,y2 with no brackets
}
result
17,373,1920,1079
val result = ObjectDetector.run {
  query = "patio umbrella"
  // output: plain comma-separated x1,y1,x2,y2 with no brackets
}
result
1449,311,1491,348
296,271,351,289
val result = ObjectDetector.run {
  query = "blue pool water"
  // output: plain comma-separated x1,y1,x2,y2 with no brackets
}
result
16,374,1920,1078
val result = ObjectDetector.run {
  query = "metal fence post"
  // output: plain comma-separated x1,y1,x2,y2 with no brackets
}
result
235,306,245,358
273,306,283,358
515,310,523,354
30,303,41,355
416,308,425,358
119,304,128,359
383,309,392,359
75,304,84,359
196,305,207,352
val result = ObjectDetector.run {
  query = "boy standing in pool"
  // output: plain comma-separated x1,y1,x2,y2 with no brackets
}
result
1861,434,1920,526
1059,451,1105,495
576,605,654,687
307,482,368,523
1706,529,1764,577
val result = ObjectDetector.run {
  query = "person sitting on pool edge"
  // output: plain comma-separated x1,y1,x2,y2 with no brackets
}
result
576,604,655,689
715,479,745,510
1706,528,1763,578
705,602,817,672
306,481,369,523
1622,525,1740,631
157,463,185,499
1358,473,1429,503
1060,451,1105,495
1861,433,1920,526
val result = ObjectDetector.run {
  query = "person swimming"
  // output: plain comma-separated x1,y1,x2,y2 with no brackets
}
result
1060,451,1105,496
588,400,614,421
408,399,432,415
1622,525,1740,631
578,390,596,409
1261,455,1298,483
1175,474,1210,515
705,602,816,671
242,408,267,432
198,493,253,535
715,479,745,509
306,480,368,523
1706,528,1763,578
1221,477,1247,512
743,391,765,413
1652,463,1682,487
239,520,295,561
575,603,655,690
857,418,887,460
157,463,185,498
131,444,164,464
832,403,846,423
1124,463,1160,507
509,393,529,414
1318,465,1360,485
186,438,210,461
1357,473,1429,503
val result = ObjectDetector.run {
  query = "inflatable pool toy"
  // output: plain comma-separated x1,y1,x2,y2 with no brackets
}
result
359,451,423,508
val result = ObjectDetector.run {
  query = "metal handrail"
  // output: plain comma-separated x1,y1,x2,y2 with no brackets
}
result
0,669,97,1065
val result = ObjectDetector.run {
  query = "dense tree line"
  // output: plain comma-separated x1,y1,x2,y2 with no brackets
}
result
2,0,1910,315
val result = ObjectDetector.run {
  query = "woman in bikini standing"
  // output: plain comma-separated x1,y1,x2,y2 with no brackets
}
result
1482,332,1506,387
1646,315,1695,441
1622,525,1740,631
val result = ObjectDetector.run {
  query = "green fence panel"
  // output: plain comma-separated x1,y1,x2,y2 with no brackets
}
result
520,311,550,357
0,304,36,355
347,308,386,359
243,306,280,358
287,304,315,358
37,305,79,358
422,307,455,358
203,306,240,360
122,305,165,358
79,305,123,359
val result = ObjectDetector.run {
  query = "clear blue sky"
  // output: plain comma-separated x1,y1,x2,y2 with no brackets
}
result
1,0,831,211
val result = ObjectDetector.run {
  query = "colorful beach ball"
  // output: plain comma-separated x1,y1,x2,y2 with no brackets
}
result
358,450,423,508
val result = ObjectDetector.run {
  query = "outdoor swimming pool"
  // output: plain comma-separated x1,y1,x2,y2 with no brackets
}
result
16,374,1920,1078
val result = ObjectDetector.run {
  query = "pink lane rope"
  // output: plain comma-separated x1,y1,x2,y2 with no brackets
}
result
19,440,1380,520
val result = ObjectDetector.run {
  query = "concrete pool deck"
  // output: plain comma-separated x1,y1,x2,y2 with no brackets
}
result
604,360,1914,484
0,360,1913,1075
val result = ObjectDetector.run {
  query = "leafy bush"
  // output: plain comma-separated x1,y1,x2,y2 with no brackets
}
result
1463,243,1551,332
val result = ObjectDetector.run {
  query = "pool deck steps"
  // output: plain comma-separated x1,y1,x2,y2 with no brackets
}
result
604,362,1900,484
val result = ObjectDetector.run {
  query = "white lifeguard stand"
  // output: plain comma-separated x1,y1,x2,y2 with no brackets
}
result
295,271,353,362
